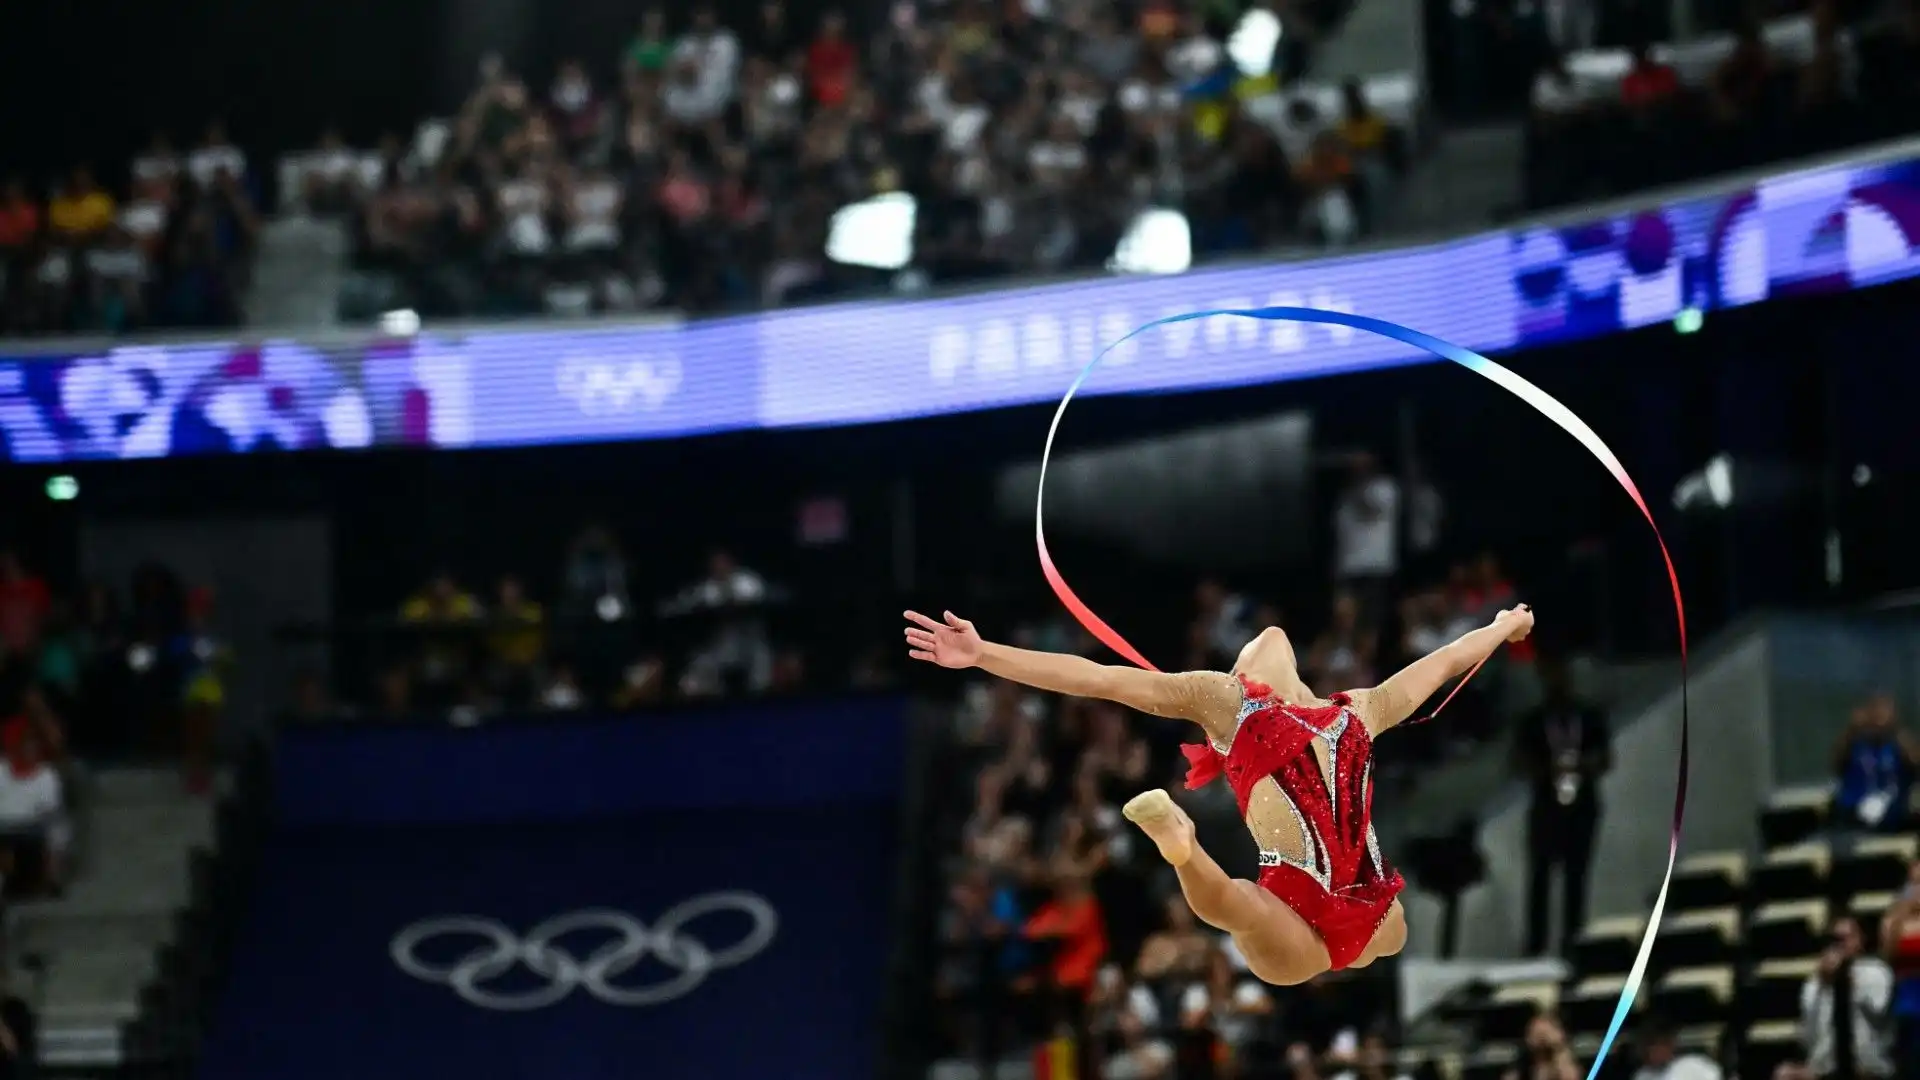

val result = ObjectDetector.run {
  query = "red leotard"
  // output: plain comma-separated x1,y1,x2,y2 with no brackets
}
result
1179,675,1404,970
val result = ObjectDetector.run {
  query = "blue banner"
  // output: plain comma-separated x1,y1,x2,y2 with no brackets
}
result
200,808,897,1080
274,698,911,826
8,153,1920,461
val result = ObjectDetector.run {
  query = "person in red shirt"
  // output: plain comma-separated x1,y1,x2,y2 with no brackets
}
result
1023,874,1105,1077
0,553,51,661
1620,42,1680,111
805,10,858,107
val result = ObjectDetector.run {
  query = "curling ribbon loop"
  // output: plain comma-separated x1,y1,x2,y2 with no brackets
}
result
1036,306,1687,1080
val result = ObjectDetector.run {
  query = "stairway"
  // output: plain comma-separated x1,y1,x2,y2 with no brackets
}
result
8,769,214,1070
243,215,351,330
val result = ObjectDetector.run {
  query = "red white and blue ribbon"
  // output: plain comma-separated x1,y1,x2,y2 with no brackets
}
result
1035,306,1688,1079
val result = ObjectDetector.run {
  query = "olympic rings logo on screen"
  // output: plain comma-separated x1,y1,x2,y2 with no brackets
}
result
389,893,778,1010
555,354,684,415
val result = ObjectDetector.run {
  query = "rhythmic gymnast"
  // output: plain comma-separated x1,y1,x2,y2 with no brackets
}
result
904,603,1534,985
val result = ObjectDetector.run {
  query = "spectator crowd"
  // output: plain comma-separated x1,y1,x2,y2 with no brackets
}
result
0,125,261,337
286,1,1409,321
1524,0,1920,209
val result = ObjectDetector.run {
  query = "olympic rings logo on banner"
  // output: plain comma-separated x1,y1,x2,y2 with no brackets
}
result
389,893,779,1010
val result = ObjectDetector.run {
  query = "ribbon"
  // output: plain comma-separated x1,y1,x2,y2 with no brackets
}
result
1035,306,1687,1080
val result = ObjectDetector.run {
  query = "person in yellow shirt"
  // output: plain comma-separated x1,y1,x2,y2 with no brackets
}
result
400,574,482,703
47,168,116,243
1336,79,1390,158
487,577,546,703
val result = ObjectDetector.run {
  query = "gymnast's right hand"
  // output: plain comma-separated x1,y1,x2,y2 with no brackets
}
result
904,610,983,669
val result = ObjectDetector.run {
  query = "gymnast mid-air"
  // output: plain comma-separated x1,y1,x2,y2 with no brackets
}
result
904,603,1533,986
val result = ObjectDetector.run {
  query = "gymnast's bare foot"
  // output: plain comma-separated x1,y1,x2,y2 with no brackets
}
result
1123,789,1195,867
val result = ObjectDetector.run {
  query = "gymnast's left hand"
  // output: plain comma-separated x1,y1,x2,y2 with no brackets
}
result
904,610,983,669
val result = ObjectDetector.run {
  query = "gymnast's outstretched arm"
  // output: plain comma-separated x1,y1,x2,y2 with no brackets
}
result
1350,605,1534,736
903,610,1242,739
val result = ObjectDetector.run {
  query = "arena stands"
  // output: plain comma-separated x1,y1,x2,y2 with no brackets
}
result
1525,1,1920,210
0,126,261,338
267,3,1420,322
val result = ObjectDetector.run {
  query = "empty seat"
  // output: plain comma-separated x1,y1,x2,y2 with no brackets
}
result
1753,844,1831,904
1651,966,1734,1026
1852,891,1895,932
1746,958,1817,1024
1657,907,1739,968
1670,852,1747,911
1837,835,1916,898
1741,1020,1805,1080
1562,975,1629,1035
1678,1024,1726,1060
1759,785,1829,849
1748,900,1828,959
1574,915,1645,976
1477,981,1559,1042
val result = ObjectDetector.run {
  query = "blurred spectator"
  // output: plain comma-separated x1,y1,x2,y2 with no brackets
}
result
626,10,674,74
487,576,546,704
1193,578,1257,669
399,573,482,705
1632,1019,1723,1080
1332,453,1400,623
1831,694,1915,833
186,122,247,191
47,167,116,247
1620,42,1681,112
1777,916,1895,1080
1877,860,1920,1076
1506,1012,1584,1080
0,180,40,263
0,967,34,1080
1514,654,1610,955
1306,591,1376,690
539,662,586,711
0,553,52,665
609,653,667,708
171,588,229,794
671,550,773,697
1709,20,1774,126
0,721,68,896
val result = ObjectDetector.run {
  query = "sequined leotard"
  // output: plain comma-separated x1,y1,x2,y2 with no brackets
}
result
1179,675,1404,970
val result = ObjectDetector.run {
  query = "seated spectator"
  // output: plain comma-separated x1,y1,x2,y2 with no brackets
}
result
1878,860,1920,1071
400,573,483,704
46,167,116,247
806,11,858,108
1295,131,1358,244
1796,1,1858,119
609,653,666,709
1136,895,1214,984
1831,694,1915,832
538,662,586,711
132,133,181,191
0,552,51,665
1337,79,1392,164
302,127,366,216
1710,20,1773,125
1306,591,1376,691
1505,1011,1583,1080
1620,42,1681,112
670,551,772,696
0,723,68,897
187,121,247,190
0,180,38,264
85,224,149,332
1631,1019,1722,1080
1776,916,1895,1080
486,576,545,705
625,9,674,74
548,60,603,155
